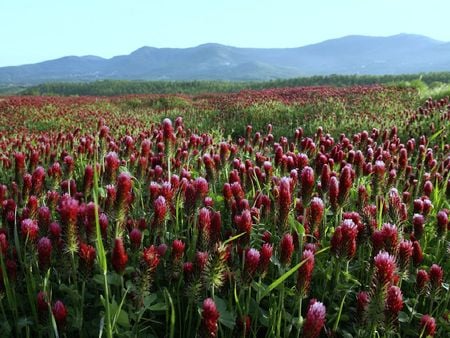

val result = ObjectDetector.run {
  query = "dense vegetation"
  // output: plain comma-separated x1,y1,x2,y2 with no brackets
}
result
16,72,450,96
0,86,448,337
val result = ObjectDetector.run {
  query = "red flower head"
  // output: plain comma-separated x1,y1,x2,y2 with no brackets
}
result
52,300,68,327
302,299,326,338
331,219,358,259
37,291,48,314
436,210,448,236
385,285,403,319
116,172,133,208
31,166,46,196
300,166,315,205
201,298,220,338
278,177,292,229
142,245,160,274
37,237,52,269
373,251,397,287
21,218,39,241
320,164,331,193
162,118,174,141
105,152,120,182
259,243,273,276
338,165,353,205
171,239,185,261
356,291,370,320
412,214,425,240
280,233,294,266
419,315,436,337
397,240,413,272
416,269,429,293
329,176,339,210
195,251,209,273
236,209,252,238
83,164,94,195
412,240,424,266
37,206,51,232
244,248,260,280
380,223,398,254
0,233,8,255
198,207,211,247
129,228,142,248
429,264,443,291
309,197,324,230
194,177,209,201
297,249,315,296
79,242,96,271
112,238,128,274
153,195,167,228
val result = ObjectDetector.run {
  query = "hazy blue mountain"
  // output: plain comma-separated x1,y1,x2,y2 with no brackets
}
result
1,34,449,84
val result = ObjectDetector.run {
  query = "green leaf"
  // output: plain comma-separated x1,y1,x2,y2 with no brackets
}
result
398,311,409,323
214,296,236,329
116,309,130,328
144,293,158,308
149,302,167,311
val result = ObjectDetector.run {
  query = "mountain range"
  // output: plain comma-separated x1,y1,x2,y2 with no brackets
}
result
1,34,450,84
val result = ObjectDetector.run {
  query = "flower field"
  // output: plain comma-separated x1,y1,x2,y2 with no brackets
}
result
0,86,448,337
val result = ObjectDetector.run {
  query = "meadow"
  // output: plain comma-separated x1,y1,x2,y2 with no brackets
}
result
0,85,448,337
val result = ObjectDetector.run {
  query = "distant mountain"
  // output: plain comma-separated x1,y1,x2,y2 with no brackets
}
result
1,34,450,84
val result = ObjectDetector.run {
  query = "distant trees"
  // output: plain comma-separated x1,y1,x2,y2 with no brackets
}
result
19,72,450,96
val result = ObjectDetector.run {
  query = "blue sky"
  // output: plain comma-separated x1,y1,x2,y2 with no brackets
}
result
1,0,449,66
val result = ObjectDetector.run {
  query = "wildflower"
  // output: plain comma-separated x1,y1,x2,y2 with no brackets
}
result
436,210,448,236
244,248,260,280
300,166,315,205
79,242,96,271
58,195,79,253
201,298,220,338
412,214,425,239
397,240,413,272
130,228,142,248
112,238,128,274
142,245,160,274
412,240,423,266
309,197,324,235
37,237,52,270
278,177,291,229
52,300,68,327
302,299,326,338
152,195,167,229
356,291,370,321
329,176,339,210
373,251,397,287
419,315,436,337
280,233,294,266
429,264,443,291
338,165,353,205
385,285,403,323
297,249,315,296
21,218,39,241
331,219,358,259
37,291,48,315
416,269,429,293
259,243,273,276
171,239,185,261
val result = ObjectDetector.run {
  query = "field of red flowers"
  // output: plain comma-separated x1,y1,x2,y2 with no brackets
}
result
0,86,448,337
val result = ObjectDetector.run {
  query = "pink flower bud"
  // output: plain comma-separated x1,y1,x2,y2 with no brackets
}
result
280,233,294,266
302,299,326,338
201,298,220,338
419,315,436,337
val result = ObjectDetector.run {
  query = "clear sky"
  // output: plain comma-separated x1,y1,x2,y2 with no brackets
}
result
1,0,449,67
